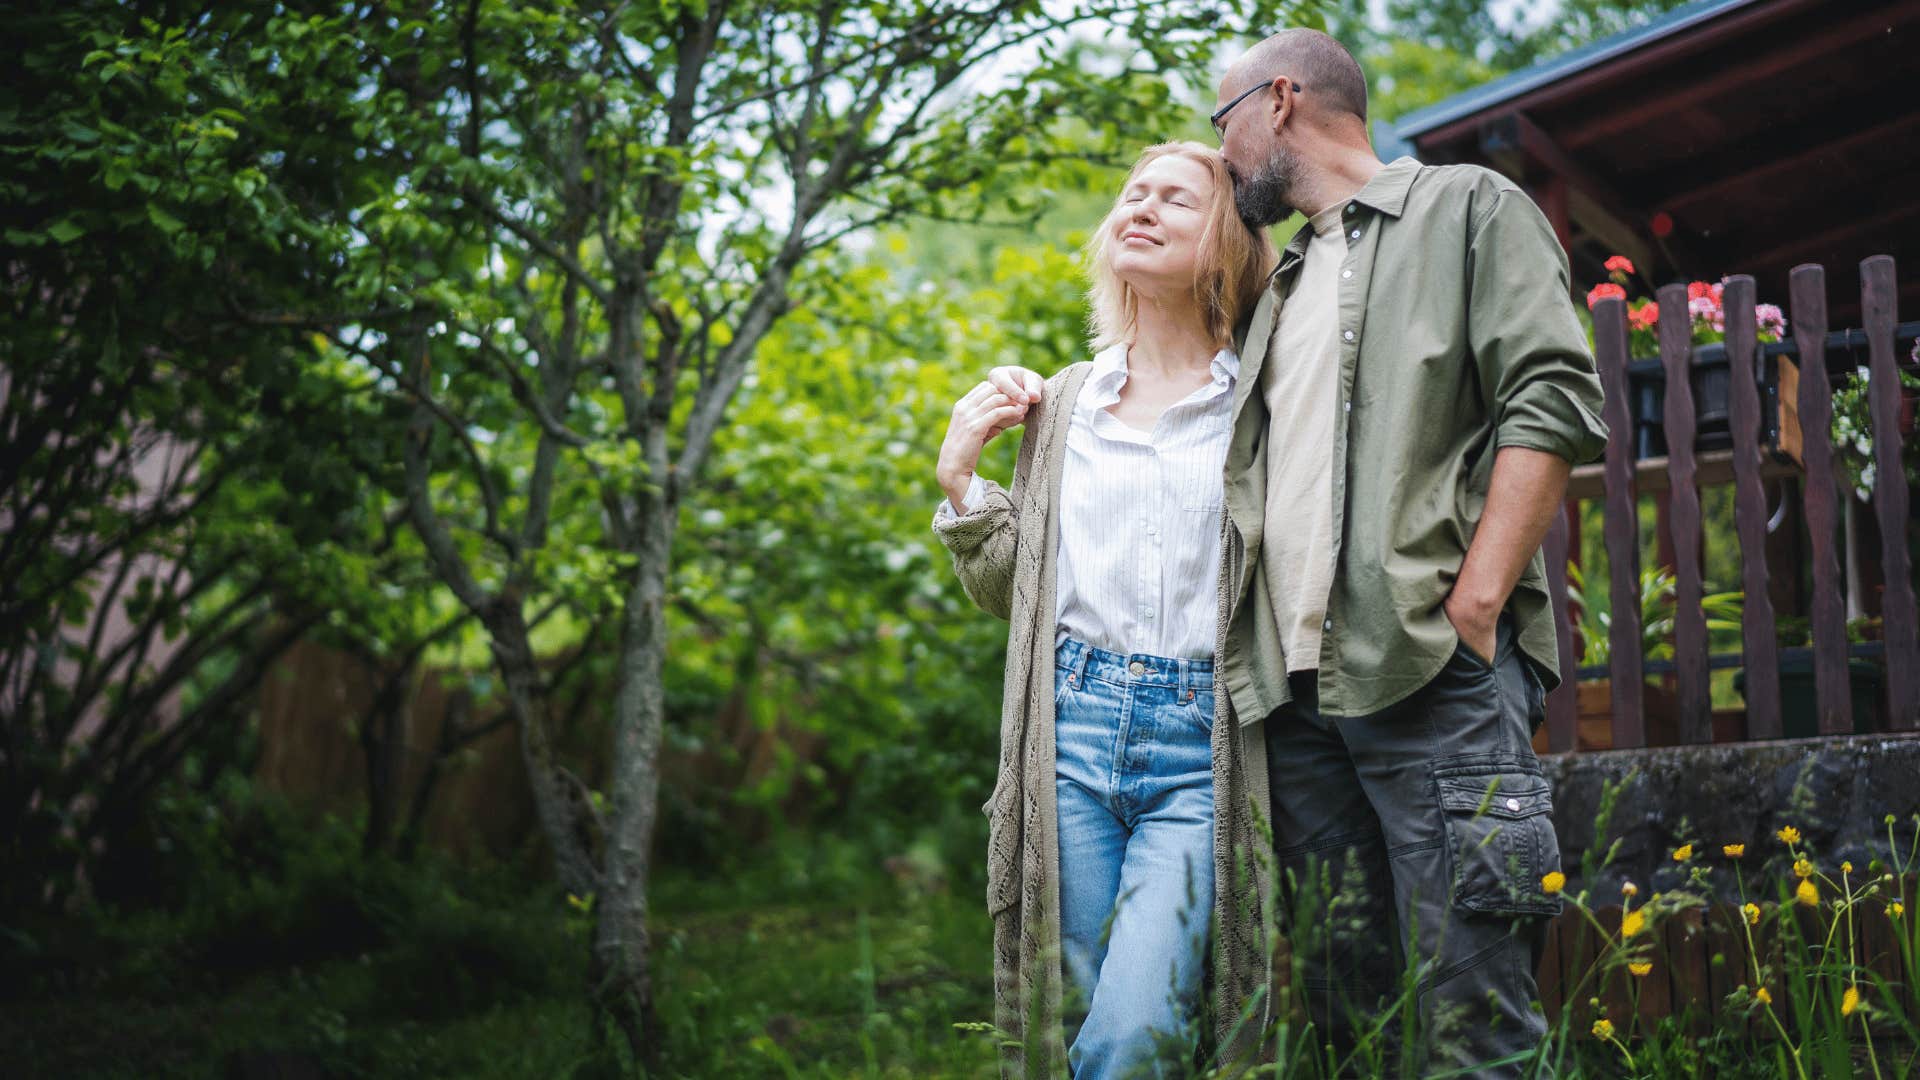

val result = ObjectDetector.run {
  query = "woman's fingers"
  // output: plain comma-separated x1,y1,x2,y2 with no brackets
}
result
975,402,1027,435
988,367,1036,404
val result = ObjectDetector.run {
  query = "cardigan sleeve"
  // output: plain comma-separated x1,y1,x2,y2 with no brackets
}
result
930,421,1039,623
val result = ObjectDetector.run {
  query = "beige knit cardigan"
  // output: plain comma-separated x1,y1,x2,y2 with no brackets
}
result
933,360,1277,1078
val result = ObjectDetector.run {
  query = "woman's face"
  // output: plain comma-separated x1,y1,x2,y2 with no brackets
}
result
1106,154,1214,299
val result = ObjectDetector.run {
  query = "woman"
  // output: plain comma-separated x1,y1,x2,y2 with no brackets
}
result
932,142,1276,1079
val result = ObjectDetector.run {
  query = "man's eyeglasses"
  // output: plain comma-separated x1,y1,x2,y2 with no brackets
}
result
1210,80,1303,138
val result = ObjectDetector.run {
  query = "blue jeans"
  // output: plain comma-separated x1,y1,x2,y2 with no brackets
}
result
1053,638,1215,1080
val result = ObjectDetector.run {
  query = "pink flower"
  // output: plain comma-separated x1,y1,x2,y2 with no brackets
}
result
1588,282,1627,309
1689,295,1719,322
1755,304,1787,340
1605,255,1636,275
1627,301,1659,331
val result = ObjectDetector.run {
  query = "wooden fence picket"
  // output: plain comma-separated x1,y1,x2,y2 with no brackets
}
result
1788,265,1853,735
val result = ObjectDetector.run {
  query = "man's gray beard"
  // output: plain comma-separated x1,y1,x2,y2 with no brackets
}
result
1233,149,1299,229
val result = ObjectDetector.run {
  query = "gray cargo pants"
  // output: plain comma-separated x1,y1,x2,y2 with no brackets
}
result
1264,616,1560,1078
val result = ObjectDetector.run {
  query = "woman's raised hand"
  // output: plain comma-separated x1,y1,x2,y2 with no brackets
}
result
936,366,1045,513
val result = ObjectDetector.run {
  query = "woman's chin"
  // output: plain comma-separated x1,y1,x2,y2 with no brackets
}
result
1113,264,1191,299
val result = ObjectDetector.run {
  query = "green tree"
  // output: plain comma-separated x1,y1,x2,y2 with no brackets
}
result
254,0,1306,1061
0,3,444,909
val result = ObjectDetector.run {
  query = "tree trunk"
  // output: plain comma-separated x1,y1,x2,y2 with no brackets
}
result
591,501,672,1065
486,599,601,900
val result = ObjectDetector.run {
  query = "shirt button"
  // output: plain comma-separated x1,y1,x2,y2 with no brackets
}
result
1323,618,1333,631
1341,269,1353,279
1346,203,1356,214
1129,660,1147,676
1342,330,1356,342
1349,228,1361,240
1144,609,1155,620
1344,400,1352,413
1506,797,1522,812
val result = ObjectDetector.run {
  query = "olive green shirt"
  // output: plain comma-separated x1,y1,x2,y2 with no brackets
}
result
1223,157,1608,720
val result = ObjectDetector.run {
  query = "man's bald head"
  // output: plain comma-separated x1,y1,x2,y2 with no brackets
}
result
1232,28,1368,124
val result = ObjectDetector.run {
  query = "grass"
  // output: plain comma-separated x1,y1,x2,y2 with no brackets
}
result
7,779,1918,1078
3,807,1003,1078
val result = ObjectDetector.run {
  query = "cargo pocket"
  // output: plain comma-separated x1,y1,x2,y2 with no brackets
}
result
1434,761,1562,918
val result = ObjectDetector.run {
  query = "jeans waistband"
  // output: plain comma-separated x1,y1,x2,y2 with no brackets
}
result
1056,637,1214,694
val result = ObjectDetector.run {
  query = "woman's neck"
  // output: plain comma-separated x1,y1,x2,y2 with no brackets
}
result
1128,292,1217,380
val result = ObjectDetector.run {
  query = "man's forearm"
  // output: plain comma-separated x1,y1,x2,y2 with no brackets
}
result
1452,446,1573,623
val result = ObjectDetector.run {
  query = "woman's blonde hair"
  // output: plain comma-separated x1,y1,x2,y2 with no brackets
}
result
1084,141,1277,350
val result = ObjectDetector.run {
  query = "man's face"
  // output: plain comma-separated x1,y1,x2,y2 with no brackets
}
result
1213,72,1298,229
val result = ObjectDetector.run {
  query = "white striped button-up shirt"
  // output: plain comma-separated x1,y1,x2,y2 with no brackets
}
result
941,344,1235,660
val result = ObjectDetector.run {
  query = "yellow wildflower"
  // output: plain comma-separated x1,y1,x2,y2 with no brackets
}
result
1893,902,1906,918
1621,909,1646,938
1723,843,1745,858
1592,1018,1615,1039
1541,871,1566,895
1672,843,1694,862
1793,858,1813,878
1841,861,1853,875
1756,986,1773,1005
1842,985,1860,1016
1743,902,1761,925
1796,878,1819,907
1777,826,1801,845
1628,961,1653,977
1621,880,1639,897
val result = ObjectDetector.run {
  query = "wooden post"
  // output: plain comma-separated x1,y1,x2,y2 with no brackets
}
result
1861,255,1918,731
1595,297,1645,747
1788,265,1853,736
1723,276,1782,740
1658,283,1710,743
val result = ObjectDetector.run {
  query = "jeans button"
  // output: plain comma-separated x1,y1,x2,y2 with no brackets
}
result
1128,660,1147,676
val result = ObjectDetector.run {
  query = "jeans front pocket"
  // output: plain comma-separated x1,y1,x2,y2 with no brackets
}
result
1434,761,1562,918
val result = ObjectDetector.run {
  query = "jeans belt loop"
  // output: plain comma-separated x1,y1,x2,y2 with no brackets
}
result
1072,641,1092,687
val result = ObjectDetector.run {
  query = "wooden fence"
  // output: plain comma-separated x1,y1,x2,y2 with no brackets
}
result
1540,255,1920,753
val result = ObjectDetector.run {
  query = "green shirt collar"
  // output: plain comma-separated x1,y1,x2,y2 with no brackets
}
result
1271,157,1422,280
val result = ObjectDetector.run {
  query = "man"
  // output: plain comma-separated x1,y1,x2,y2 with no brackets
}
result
1209,27,1607,1076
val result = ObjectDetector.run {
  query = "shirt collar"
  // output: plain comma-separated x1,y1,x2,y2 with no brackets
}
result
1268,156,1421,283
1084,343,1239,409
1349,155,1420,219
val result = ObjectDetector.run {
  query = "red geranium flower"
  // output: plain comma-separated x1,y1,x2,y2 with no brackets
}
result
1604,255,1635,275
1587,282,1628,309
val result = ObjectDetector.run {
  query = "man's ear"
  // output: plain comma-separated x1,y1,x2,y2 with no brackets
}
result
1268,75,1297,134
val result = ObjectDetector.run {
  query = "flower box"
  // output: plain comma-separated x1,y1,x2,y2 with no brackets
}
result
1623,342,1802,466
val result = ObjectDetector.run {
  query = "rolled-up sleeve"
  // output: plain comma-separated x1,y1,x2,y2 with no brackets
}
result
1467,191,1609,465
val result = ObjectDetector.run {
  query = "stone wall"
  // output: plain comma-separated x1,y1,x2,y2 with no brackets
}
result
1542,732,1920,901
